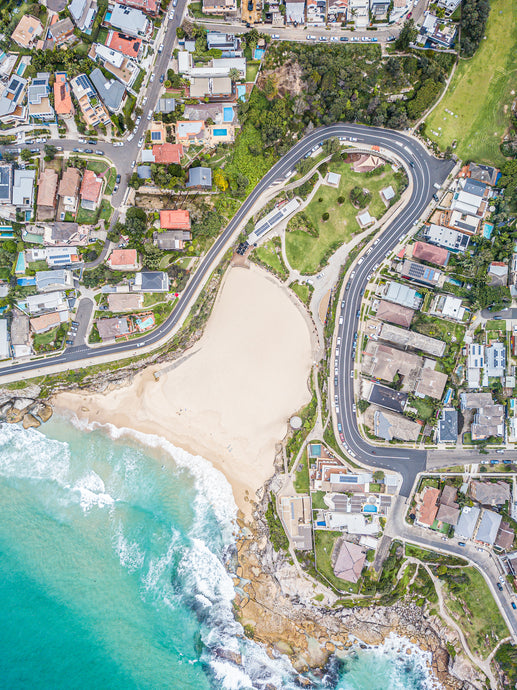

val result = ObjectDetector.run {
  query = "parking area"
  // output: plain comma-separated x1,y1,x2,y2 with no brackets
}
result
70,297,94,346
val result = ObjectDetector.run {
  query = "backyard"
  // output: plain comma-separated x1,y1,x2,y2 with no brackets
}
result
314,530,359,592
425,0,517,165
285,161,403,274
439,566,509,658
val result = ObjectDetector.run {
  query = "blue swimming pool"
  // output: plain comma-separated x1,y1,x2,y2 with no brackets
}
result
237,84,246,101
16,63,25,76
213,128,227,136
483,222,494,239
363,505,377,513
17,277,35,287
253,48,265,60
447,277,463,287
223,107,234,122
15,252,25,274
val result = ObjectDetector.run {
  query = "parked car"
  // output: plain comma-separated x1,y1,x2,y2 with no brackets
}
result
30,148,39,153
116,174,121,183
78,138,87,144
142,97,148,107
271,34,280,39
66,340,73,345
131,160,136,168
497,583,503,591
71,321,79,327
85,149,93,154
95,150,104,156
160,74,165,83
138,137,144,147
512,602,517,610
458,542,466,547
150,73,155,82
88,139,97,145
169,11,174,19
352,404,356,413
158,43,164,53
340,37,348,41
135,116,141,126
147,111,152,120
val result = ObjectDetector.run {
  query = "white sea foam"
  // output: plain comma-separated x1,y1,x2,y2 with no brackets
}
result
112,520,146,573
0,424,116,511
69,417,238,540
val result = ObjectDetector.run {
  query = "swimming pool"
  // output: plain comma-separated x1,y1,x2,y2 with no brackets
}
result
237,84,246,101
17,277,35,287
213,128,227,136
363,505,377,513
137,316,154,330
16,63,25,77
483,222,494,239
447,277,462,287
253,48,265,60
15,252,25,274
223,107,234,122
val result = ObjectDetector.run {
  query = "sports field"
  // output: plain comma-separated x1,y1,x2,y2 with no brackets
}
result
425,0,517,166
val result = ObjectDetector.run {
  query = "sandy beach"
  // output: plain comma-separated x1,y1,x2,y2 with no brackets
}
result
55,266,313,517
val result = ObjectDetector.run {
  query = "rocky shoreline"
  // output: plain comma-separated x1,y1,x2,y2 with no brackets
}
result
233,486,487,690
0,385,52,429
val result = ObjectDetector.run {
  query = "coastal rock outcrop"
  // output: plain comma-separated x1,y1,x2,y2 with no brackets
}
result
234,488,487,690
0,386,53,429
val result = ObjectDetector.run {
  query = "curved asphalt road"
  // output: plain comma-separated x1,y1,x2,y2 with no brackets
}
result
2,124,454,490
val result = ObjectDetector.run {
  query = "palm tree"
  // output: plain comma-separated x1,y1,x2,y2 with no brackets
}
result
228,68,241,84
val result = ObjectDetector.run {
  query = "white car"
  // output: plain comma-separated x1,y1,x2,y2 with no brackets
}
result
142,96,148,106
352,404,356,413
131,160,136,168
330,36,339,42
307,35,317,40
158,43,164,53
127,133,134,142
135,116,141,126
150,74,155,83
319,36,327,42
271,34,280,39
337,337,341,345
147,111,152,121
113,141,124,147
138,137,144,147
169,11,174,19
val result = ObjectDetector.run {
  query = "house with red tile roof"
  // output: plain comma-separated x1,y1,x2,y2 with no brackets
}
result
416,486,440,527
80,169,103,210
159,210,191,230
107,248,139,270
117,0,158,14
105,30,142,59
411,241,449,267
152,143,183,164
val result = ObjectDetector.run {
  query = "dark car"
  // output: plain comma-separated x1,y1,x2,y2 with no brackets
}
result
340,37,348,41
458,542,466,547
247,0,253,9
433,193,439,201
66,340,73,345
497,583,503,591
116,174,121,184
88,139,97,145
72,148,80,152
512,602,517,610
30,148,40,153
85,148,93,154
341,300,345,308
160,74,165,83
356,310,360,318
409,161,415,168
71,320,79,327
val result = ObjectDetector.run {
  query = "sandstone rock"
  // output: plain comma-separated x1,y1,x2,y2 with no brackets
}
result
214,648,242,666
5,408,23,423
22,413,40,429
32,403,53,423
12,397,35,412
325,642,335,653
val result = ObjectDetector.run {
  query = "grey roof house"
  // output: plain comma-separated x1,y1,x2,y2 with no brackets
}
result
108,4,150,37
455,506,480,541
437,408,458,444
133,271,169,292
470,480,510,507
157,97,176,113
90,68,125,112
186,166,212,189
0,164,12,203
69,0,98,32
35,269,74,292
12,169,36,207
476,509,502,546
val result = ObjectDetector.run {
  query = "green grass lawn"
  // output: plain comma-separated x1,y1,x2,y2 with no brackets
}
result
105,167,117,195
408,396,436,422
253,238,289,280
87,159,109,175
290,281,312,305
293,455,310,494
315,530,360,592
425,0,517,165
311,489,327,510
97,27,109,44
99,200,112,222
286,162,402,274
441,567,509,659
246,62,260,82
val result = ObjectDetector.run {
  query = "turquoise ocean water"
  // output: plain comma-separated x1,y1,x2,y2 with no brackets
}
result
0,417,441,689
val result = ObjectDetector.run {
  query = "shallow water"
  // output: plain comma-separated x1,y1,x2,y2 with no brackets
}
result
0,418,442,689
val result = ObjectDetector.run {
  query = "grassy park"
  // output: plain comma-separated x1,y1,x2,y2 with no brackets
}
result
440,567,509,658
285,161,403,274
425,0,517,165
253,237,289,281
